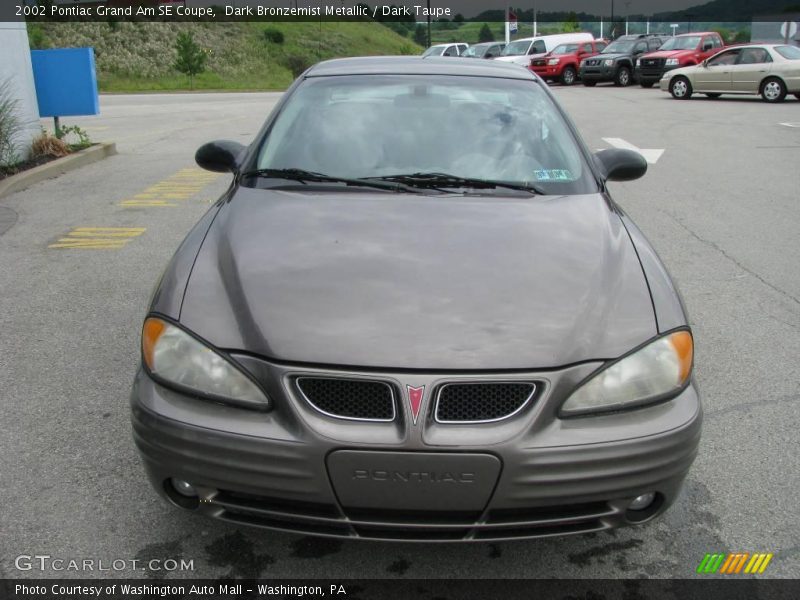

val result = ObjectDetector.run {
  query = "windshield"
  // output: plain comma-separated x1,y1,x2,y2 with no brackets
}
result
462,44,489,57
422,46,446,57
658,36,701,51
501,40,531,56
252,75,596,194
552,44,579,55
775,45,800,59
603,40,636,53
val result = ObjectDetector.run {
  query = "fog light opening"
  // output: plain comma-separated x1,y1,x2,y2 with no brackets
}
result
163,478,200,510
625,492,664,523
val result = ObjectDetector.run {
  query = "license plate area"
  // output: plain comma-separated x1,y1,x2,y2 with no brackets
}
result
326,451,501,512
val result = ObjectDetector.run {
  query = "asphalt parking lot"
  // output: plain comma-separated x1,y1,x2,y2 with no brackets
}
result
1,84,799,580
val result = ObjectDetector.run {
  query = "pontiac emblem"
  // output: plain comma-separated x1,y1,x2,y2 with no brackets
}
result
406,385,425,425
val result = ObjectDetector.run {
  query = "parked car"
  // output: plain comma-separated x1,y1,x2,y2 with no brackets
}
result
495,32,594,67
580,34,667,86
530,39,608,85
635,32,724,88
132,56,701,542
422,43,469,57
461,42,506,59
661,44,800,102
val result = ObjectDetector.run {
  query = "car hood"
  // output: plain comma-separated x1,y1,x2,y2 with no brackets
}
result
179,188,656,370
643,50,691,59
593,52,629,61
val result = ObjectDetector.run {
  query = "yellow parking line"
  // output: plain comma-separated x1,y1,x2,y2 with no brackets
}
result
119,168,222,208
49,227,145,250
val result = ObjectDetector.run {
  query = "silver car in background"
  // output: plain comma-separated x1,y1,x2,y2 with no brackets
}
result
661,44,800,102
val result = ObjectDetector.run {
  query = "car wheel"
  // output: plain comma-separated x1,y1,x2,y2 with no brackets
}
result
561,66,577,86
640,81,655,88
670,76,693,100
614,66,632,87
795,93,800,100
583,80,597,87
705,93,721,99
761,77,787,103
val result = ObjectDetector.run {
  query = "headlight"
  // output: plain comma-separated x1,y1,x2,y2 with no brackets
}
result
665,58,679,66
636,59,642,67
142,317,270,409
547,58,560,66
560,331,693,417
603,59,614,66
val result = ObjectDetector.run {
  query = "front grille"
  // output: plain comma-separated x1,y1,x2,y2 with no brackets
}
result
434,382,537,423
585,59,601,66
296,377,395,421
208,489,617,541
642,58,664,67
531,59,546,67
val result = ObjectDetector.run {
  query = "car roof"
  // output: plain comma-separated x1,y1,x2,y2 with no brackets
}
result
676,31,718,36
305,56,538,79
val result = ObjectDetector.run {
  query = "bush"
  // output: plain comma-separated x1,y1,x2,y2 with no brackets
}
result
478,23,494,43
283,54,311,78
0,78,24,167
263,28,284,44
31,130,71,159
173,31,208,89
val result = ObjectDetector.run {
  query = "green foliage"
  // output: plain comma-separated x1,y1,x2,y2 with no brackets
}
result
733,29,750,43
283,54,312,79
413,24,428,47
27,23,47,49
478,23,494,43
57,124,92,150
263,27,284,44
563,12,580,33
0,78,24,167
454,13,465,23
173,31,208,89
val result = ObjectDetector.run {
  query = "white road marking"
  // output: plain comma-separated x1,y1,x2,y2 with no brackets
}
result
602,137,665,164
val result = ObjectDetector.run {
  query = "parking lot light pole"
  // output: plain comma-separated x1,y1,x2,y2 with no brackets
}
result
427,0,431,47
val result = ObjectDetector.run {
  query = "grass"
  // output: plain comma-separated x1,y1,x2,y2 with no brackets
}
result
30,21,422,93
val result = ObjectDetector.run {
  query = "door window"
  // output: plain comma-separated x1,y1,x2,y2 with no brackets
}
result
708,50,740,66
737,48,771,65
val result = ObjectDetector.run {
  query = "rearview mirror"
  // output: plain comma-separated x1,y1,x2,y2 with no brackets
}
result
195,140,246,173
594,148,647,182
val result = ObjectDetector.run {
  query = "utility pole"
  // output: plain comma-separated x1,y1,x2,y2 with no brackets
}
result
427,0,431,47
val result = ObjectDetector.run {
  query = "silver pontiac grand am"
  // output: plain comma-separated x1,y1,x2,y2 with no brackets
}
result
131,57,701,541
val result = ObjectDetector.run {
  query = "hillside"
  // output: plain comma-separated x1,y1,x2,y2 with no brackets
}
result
28,21,422,92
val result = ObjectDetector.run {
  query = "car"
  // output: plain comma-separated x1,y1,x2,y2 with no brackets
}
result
422,43,469,57
580,33,667,86
494,32,594,67
461,42,506,59
661,44,800,102
131,56,701,542
635,32,725,88
529,39,607,85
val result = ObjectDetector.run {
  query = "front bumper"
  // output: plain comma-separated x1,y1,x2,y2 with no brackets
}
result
635,64,679,84
131,358,702,542
580,66,616,82
530,65,562,79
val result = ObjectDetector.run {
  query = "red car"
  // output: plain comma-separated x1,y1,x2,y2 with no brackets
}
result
635,32,725,88
530,40,607,85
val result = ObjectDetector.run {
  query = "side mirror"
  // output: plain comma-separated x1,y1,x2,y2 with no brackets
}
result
195,140,246,173
703,43,713,51
594,148,647,182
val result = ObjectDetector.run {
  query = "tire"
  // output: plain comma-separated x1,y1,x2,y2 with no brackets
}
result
705,93,721,99
614,66,632,87
670,76,693,100
583,80,597,87
761,77,787,103
561,66,577,86
640,81,655,88
795,93,800,100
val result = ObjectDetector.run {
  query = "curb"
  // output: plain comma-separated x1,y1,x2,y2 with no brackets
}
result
0,142,118,200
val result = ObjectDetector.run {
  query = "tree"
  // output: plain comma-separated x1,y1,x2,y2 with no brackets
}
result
454,13,465,23
173,32,207,90
563,12,580,33
478,23,494,43
413,24,427,47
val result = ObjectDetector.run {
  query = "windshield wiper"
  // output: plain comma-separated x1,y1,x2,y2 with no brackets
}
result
368,172,546,195
239,168,422,194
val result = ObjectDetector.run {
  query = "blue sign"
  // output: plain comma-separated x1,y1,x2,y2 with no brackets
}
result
30,48,99,118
